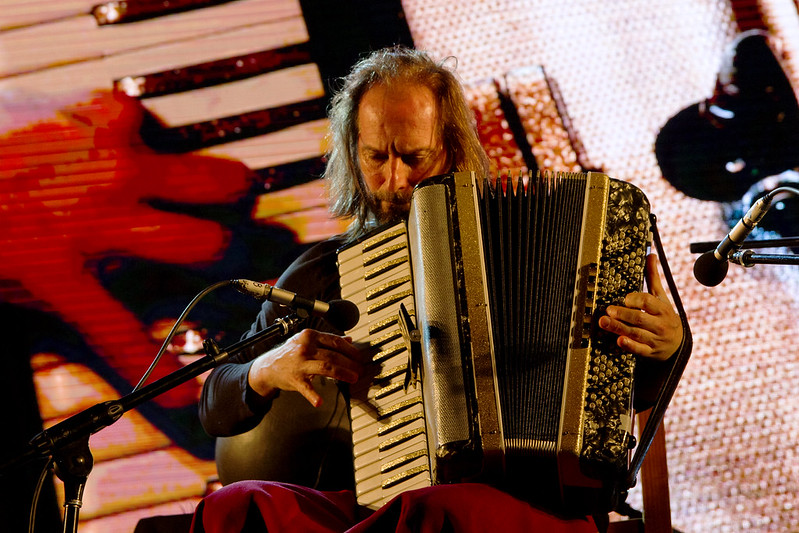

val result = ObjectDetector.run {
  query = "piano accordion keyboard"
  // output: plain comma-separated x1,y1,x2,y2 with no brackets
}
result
338,223,432,509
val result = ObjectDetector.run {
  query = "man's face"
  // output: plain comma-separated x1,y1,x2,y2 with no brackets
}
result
357,82,449,222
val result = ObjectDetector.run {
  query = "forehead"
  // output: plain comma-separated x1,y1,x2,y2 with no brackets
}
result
357,82,440,141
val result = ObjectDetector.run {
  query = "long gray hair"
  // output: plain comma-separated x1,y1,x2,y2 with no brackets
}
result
324,46,489,239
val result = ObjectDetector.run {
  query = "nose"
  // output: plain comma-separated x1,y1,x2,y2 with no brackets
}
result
387,155,413,192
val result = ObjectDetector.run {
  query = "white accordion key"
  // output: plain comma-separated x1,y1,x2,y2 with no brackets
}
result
338,222,432,509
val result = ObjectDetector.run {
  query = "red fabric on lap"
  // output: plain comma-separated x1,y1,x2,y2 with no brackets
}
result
349,483,597,533
191,481,597,533
191,481,359,533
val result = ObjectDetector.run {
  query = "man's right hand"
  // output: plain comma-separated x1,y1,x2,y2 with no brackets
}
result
247,329,367,407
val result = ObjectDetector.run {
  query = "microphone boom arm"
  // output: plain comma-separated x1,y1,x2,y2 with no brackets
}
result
730,249,799,267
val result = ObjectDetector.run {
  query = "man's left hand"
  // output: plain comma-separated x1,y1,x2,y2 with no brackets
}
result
598,254,683,361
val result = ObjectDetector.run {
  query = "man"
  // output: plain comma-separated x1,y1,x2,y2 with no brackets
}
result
194,46,683,532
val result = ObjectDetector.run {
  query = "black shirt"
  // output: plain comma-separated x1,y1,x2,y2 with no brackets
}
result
199,235,356,490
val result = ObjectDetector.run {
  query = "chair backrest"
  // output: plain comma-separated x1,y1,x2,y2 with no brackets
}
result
215,377,353,491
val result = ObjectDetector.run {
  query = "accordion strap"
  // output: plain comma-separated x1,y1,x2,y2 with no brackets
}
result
626,213,694,487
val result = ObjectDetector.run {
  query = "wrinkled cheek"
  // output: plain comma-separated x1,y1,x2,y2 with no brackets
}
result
360,169,384,193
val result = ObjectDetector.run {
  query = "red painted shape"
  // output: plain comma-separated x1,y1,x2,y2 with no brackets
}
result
0,90,252,407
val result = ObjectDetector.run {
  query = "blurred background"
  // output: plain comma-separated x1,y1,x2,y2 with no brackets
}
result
1,0,798,531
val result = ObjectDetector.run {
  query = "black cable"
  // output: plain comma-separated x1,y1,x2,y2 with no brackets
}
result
312,384,346,490
28,457,54,533
133,279,234,391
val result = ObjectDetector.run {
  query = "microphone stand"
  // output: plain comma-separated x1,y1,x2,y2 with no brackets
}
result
2,313,306,533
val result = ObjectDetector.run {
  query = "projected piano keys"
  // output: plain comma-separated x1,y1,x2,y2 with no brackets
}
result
1,0,239,32
0,5,324,161
502,66,584,173
115,40,326,153
139,89,326,152
1,0,345,242
251,179,348,243
463,68,589,178
464,79,528,174
0,18,312,93
3,1,350,529
338,223,433,509
0,0,300,78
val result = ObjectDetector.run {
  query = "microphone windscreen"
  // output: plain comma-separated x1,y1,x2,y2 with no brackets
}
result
325,299,361,331
693,251,729,287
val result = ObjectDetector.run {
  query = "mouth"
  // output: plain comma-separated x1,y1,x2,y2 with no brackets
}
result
369,191,412,223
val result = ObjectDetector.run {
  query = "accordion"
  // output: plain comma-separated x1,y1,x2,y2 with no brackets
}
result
337,170,651,516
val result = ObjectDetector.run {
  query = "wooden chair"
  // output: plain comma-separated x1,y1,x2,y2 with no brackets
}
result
607,409,673,533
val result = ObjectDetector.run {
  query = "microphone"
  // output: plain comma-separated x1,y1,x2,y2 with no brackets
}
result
693,193,774,286
233,279,360,331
